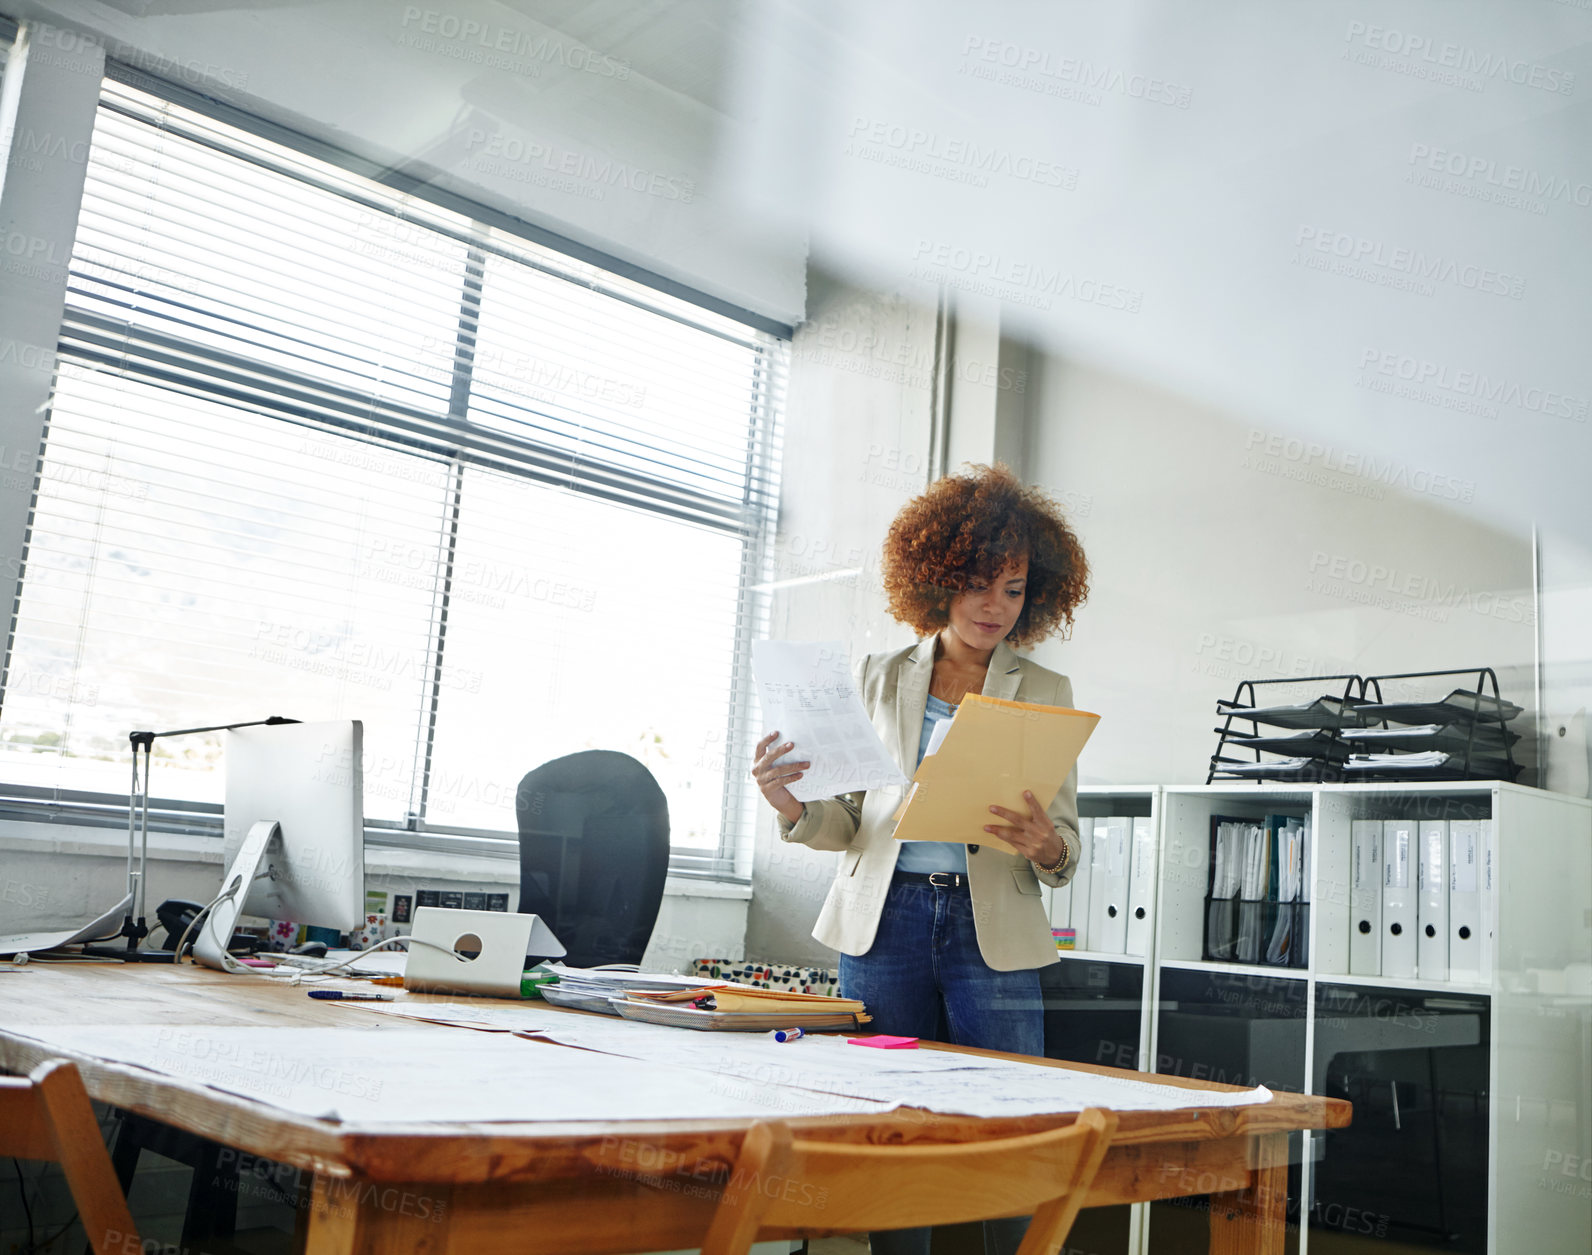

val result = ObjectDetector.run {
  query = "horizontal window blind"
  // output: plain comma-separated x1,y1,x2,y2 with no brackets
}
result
2,76,786,875
423,468,746,853
3,371,451,817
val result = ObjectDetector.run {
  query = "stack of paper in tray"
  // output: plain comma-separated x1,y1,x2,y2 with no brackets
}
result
538,966,712,1015
614,984,870,1032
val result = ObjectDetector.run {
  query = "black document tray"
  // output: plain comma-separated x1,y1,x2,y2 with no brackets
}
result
1214,696,1373,731
1355,689,1522,726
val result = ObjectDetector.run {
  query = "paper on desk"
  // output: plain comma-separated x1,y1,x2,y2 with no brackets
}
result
525,1017,1043,1110
335,999,547,1031
888,1060,1272,1118
321,948,408,977
893,694,1099,855
0,892,134,957
519,1015,1272,1115
7,1025,895,1123
528,1013,989,1069
340,998,999,1103
751,640,907,801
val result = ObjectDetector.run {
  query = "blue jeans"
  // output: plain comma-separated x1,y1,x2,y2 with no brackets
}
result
839,873,1046,1255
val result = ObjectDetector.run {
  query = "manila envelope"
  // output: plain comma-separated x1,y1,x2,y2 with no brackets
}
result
892,694,1100,855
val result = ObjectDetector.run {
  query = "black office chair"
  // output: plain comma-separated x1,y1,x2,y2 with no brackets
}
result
515,750,670,968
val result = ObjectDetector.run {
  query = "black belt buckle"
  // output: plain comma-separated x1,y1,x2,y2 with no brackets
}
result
927,871,964,889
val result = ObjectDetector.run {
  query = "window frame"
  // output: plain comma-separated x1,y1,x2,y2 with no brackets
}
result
0,59,791,882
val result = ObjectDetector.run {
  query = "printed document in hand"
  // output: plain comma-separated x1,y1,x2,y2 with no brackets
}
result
752,640,907,801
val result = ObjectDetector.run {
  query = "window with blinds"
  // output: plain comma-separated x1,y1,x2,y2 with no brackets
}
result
0,73,785,876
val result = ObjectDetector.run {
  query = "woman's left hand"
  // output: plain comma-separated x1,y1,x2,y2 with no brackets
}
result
986,791,1067,868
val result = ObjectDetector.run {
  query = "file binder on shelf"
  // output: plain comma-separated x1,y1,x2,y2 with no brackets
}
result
1349,819,1383,977
1069,820,1096,951
1201,814,1308,967
1382,820,1418,979
1297,817,1312,970
1264,817,1308,968
1087,816,1130,955
1202,817,1244,962
1416,820,1449,982
1447,819,1486,984
1124,816,1155,957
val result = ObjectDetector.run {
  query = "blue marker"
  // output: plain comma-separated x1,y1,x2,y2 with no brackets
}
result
771,1027,805,1043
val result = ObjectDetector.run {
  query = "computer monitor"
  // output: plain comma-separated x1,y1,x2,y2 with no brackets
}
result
192,719,365,971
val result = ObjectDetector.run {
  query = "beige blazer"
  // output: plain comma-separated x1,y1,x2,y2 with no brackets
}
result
778,636,1082,972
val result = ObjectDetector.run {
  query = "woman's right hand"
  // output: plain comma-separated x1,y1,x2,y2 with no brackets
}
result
752,731,809,826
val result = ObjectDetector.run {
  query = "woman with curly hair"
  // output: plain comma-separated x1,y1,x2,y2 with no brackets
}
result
752,464,1089,1252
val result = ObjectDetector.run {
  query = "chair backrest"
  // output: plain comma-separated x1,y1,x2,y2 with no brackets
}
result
699,1108,1117,1255
0,1059,141,1255
515,749,670,967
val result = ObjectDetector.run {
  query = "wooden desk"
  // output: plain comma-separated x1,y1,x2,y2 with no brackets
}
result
0,963,1350,1254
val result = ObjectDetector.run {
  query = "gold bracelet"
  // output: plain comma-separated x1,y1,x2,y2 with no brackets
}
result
1034,832,1070,877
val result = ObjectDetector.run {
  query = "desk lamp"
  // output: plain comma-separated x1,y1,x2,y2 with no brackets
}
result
82,716,299,961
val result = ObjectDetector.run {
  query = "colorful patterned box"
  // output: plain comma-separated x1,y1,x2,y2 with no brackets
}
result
690,958,841,998
350,890,391,950
1052,928,1076,951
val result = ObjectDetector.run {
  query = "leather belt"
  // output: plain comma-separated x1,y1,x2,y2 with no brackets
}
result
892,870,967,889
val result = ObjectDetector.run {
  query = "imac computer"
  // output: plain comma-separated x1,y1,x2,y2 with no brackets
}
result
193,720,365,971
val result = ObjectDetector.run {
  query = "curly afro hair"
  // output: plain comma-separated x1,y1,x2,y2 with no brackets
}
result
880,464,1089,647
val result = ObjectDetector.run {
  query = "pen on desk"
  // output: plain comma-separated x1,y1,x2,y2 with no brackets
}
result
307,990,393,1001
771,1027,805,1042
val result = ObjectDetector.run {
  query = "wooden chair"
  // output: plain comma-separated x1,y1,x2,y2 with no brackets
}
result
0,1059,141,1255
700,1107,1118,1255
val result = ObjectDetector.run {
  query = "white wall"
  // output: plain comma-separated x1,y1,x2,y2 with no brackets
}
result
1022,355,1539,786
746,299,1544,963
727,0,1592,547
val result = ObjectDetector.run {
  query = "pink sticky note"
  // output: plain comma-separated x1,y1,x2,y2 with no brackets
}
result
848,1035,919,1049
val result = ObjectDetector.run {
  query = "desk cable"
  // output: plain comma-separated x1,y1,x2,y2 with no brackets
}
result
171,891,454,982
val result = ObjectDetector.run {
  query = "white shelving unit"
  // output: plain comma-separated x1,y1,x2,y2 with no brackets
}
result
1134,781,1592,1255
1041,786,1161,1255
1035,779,1590,1252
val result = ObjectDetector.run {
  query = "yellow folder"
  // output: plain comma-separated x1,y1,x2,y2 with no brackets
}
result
892,694,1100,855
